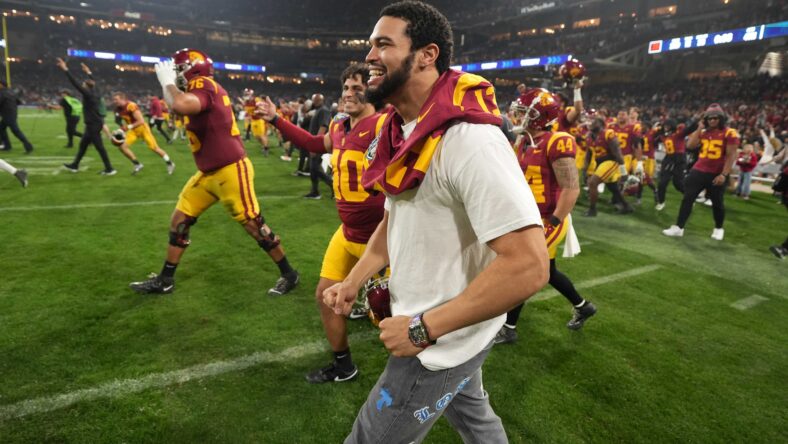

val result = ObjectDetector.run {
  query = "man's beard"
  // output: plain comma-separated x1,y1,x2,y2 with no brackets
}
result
366,52,415,105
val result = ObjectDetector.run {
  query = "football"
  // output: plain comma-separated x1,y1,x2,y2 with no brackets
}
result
110,129,126,146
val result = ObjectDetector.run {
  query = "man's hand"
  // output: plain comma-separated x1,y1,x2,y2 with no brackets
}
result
55,58,68,72
80,63,91,75
712,174,726,186
322,281,360,316
255,97,278,122
379,316,423,357
572,78,585,89
155,61,177,88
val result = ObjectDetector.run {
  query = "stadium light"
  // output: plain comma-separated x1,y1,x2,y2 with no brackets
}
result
66,48,266,73
647,20,788,55
450,54,572,73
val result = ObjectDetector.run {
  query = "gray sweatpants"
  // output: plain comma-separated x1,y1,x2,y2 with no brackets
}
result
344,342,507,444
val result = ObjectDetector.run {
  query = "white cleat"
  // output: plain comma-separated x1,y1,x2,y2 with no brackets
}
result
167,162,175,175
655,202,666,211
132,163,144,175
711,228,724,241
662,225,684,237
703,199,713,207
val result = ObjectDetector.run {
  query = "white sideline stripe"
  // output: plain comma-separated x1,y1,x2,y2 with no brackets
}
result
0,265,661,421
0,332,374,421
0,196,293,212
530,264,662,301
730,295,769,310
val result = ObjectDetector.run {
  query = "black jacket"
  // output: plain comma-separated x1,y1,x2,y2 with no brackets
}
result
65,71,103,126
0,88,21,119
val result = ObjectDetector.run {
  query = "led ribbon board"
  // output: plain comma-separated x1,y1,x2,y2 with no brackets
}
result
450,54,572,73
647,21,788,55
67,48,266,72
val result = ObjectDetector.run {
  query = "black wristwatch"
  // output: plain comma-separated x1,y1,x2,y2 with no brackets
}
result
549,215,562,226
408,313,437,348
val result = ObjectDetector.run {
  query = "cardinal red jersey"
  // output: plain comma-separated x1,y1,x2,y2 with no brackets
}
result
243,97,256,114
553,106,582,139
693,127,740,174
642,128,658,159
161,100,169,114
149,97,163,119
662,125,686,156
116,101,141,125
183,76,246,173
517,131,576,217
610,122,640,156
329,113,387,243
586,128,617,161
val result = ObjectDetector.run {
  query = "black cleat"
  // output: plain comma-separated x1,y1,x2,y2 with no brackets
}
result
303,192,321,200
268,271,299,295
305,362,359,384
493,326,518,344
14,169,28,187
567,301,597,330
63,163,79,173
769,245,786,260
129,273,175,294
582,208,597,217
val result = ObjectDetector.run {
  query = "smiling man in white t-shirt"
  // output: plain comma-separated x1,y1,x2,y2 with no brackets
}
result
322,2,549,443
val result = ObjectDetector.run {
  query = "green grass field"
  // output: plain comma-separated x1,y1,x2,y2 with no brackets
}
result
1,109,786,443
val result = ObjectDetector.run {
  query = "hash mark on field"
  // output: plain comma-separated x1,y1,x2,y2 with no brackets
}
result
730,295,769,310
0,332,375,421
530,264,662,302
0,196,292,212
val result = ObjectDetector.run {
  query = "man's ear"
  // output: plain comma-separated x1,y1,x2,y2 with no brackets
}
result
418,43,440,69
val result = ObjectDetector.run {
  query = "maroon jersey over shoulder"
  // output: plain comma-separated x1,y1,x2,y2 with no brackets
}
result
329,113,387,243
149,97,163,119
517,131,576,217
184,76,246,172
693,127,740,174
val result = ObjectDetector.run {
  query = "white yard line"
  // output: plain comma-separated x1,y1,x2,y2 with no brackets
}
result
0,196,293,212
0,331,375,421
0,266,665,420
730,295,769,311
530,264,662,302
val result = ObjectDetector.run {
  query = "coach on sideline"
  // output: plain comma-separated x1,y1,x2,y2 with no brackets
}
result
323,2,549,442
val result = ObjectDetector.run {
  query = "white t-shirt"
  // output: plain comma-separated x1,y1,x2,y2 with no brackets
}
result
386,120,542,370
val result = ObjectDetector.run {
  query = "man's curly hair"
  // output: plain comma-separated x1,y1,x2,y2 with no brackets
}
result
340,62,370,86
380,1,454,74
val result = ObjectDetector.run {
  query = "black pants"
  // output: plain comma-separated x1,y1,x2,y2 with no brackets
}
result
66,115,83,147
0,117,33,152
309,153,332,194
676,169,726,229
657,155,686,203
506,258,584,326
297,148,309,172
73,123,113,171
153,119,171,141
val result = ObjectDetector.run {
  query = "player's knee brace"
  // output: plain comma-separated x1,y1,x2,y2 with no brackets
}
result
169,216,197,248
253,214,281,252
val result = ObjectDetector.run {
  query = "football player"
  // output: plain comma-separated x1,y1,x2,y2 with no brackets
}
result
130,49,300,295
240,88,255,141
583,116,632,216
256,62,387,384
495,89,596,343
250,95,270,156
111,92,175,175
663,104,739,240
655,118,690,211
148,95,173,144
610,109,644,177
637,119,658,205
0,158,27,187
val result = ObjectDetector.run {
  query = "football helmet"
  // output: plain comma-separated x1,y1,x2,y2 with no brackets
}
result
110,129,125,146
243,88,254,98
512,88,561,131
622,173,641,196
172,48,214,90
361,276,391,326
559,58,586,83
